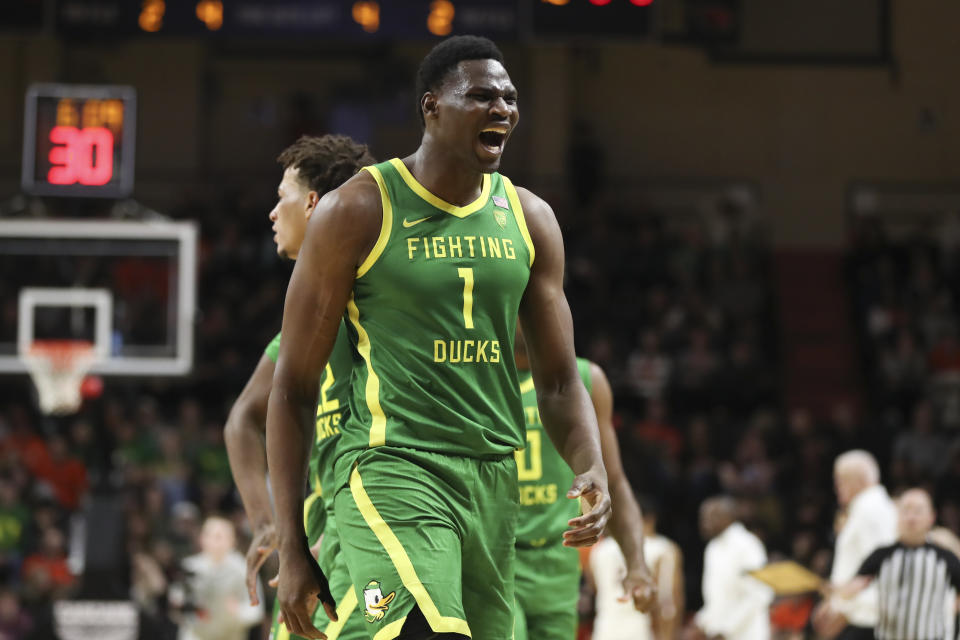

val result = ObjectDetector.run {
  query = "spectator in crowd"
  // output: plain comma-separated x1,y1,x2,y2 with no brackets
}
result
0,588,32,640
891,401,948,486
174,516,262,640
628,330,673,400
33,434,88,511
688,496,772,640
0,479,28,574
20,527,74,594
813,450,897,640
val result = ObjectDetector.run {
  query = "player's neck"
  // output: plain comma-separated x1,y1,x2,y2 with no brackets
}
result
408,142,485,207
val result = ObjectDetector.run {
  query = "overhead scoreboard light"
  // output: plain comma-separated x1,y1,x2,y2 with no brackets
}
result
21,83,136,199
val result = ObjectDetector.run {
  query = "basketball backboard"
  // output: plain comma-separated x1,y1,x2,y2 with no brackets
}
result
0,219,197,376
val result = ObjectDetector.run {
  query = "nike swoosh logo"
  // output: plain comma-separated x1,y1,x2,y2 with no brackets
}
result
402,216,431,228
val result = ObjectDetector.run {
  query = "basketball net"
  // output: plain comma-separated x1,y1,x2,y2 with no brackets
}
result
22,340,97,415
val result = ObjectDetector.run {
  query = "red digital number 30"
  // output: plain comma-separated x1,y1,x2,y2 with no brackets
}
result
48,125,114,186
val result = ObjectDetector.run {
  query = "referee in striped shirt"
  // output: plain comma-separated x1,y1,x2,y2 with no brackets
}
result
838,489,960,640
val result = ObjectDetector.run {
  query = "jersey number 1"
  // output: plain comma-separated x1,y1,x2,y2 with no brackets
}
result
458,267,474,329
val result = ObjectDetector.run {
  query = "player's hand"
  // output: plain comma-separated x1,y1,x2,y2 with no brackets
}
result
276,536,337,639
619,562,657,612
811,600,847,639
563,468,611,547
246,521,278,605
310,534,324,561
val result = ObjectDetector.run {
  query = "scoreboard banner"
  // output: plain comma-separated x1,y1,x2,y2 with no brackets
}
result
51,0,652,40
21,84,136,199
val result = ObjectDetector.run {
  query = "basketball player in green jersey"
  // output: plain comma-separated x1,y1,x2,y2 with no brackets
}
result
268,36,611,640
512,331,655,640
223,134,374,640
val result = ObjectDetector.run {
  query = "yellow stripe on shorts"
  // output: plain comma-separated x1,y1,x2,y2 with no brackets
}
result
349,465,472,639
323,585,359,640
303,490,322,533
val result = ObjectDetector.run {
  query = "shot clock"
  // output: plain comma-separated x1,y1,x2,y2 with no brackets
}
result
21,84,136,198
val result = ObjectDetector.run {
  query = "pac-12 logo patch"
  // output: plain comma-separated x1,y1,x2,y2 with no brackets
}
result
494,209,507,229
363,579,396,622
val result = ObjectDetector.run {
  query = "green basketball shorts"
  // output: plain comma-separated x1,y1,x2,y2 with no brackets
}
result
316,510,367,640
333,446,519,640
512,541,581,640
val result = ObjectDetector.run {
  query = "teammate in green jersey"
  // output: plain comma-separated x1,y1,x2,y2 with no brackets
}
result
268,36,612,640
223,134,374,640
512,332,655,640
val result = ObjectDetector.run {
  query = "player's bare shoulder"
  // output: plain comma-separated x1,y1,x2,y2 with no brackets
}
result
308,169,382,267
511,184,563,265
314,169,381,225
512,185,556,227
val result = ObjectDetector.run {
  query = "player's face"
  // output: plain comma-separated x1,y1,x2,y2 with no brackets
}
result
698,503,717,539
430,59,519,173
269,167,312,260
898,490,935,539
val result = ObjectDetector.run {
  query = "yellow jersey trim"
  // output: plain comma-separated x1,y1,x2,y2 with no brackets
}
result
276,622,290,640
374,617,407,640
303,490,323,531
322,585,359,640
389,158,491,218
358,166,394,279
518,375,535,395
350,466,473,638
500,176,535,267
347,294,387,448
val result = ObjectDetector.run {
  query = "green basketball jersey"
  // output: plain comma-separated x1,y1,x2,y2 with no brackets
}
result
339,158,534,461
514,358,593,547
264,324,354,505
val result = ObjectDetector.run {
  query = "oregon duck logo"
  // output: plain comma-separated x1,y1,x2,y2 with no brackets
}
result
362,580,396,622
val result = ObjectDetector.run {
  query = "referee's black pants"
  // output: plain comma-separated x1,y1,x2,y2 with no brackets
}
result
837,625,876,640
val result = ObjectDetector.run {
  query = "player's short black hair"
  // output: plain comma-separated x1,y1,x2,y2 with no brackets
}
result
276,134,376,195
415,35,505,128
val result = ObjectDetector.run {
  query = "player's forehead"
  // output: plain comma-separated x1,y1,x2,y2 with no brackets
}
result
444,59,515,94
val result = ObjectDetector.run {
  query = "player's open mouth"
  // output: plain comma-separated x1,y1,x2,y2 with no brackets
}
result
478,127,508,154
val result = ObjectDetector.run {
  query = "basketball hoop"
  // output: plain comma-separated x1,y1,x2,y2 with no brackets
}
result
22,340,98,415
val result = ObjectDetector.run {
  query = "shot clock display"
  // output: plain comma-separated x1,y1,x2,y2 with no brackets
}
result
21,84,136,198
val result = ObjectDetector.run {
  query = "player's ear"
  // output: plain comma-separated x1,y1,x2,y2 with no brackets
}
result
421,92,439,122
305,191,320,218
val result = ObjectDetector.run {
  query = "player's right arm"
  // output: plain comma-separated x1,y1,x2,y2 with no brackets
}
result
267,172,381,640
223,350,277,604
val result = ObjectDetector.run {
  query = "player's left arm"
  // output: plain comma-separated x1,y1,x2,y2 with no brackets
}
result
589,362,656,612
516,186,610,548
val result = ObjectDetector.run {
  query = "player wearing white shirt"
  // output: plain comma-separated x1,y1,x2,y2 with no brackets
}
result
589,499,683,640
813,450,898,640
691,496,773,640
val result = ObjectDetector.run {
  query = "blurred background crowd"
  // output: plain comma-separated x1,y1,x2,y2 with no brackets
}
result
3,0,960,638
3,184,960,638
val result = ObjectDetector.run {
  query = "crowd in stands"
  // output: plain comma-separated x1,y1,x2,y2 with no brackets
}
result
848,213,960,522
3,178,960,639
